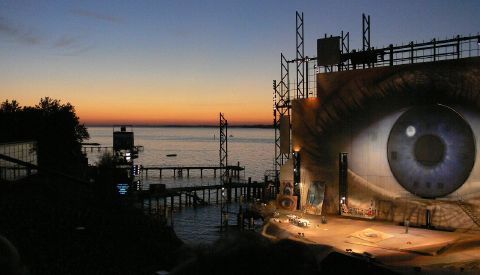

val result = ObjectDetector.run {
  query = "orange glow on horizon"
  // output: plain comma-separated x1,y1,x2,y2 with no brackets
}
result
77,104,272,126
3,72,273,126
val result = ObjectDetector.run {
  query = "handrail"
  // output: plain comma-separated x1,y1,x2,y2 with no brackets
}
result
0,153,89,185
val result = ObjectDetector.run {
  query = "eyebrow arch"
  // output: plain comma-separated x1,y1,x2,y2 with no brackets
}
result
296,57,480,135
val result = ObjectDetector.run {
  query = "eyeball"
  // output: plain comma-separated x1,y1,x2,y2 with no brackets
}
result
387,104,476,198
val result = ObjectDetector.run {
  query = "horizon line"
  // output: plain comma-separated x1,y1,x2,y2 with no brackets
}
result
84,123,273,128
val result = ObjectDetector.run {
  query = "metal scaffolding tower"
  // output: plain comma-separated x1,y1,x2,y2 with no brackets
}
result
273,80,280,174
281,53,290,103
362,13,371,51
341,31,350,71
219,113,228,181
296,11,306,99
273,53,291,175
362,13,371,68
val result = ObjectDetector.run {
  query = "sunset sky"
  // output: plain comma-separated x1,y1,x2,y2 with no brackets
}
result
1,0,479,125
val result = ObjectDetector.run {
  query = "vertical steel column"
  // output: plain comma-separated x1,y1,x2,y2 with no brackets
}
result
456,35,461,59
293,151,301,210
389,44,394,66
305,57,309,96
339,153,348,215
410,41,414,64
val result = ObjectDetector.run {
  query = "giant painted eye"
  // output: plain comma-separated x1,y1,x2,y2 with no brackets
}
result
387,105,476,198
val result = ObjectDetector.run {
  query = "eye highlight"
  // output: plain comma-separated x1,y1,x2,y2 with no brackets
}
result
405,125,416,137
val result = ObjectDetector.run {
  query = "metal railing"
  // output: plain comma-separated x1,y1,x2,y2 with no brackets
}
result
280,34,480,101
316,34,480,74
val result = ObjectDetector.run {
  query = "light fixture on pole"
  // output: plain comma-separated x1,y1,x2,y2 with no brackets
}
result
293,150,301,210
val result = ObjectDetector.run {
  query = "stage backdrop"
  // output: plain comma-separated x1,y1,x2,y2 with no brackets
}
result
290,57,480,229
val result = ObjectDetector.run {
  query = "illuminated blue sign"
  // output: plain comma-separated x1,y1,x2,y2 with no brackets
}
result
116,183,129,195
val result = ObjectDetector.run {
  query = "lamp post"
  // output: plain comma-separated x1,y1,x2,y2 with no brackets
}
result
293,150,301,210
339,152,348,215
220,187,228,231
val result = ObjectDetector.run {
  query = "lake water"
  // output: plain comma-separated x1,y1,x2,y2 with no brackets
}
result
86,126,275,244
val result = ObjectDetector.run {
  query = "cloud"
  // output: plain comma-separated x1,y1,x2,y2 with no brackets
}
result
52,34,94,55
0,16,42,45
71,9,122,23
0,16,92,55
56,44,94,56
54,35,78,48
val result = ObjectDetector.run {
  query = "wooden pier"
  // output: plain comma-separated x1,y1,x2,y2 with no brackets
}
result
82,145,144,153
141,165,244,179
139,177,278,215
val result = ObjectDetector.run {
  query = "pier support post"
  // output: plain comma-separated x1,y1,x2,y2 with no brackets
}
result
227,178,232,203
247,177,251,201
237,161,240,179
179,194,182,209
148,197,152,215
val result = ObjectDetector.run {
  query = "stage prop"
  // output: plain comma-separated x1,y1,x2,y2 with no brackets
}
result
276,195,298,211
304,181,325,215
290,57,480,229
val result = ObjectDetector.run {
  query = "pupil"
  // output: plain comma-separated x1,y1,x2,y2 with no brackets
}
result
414,134,445,167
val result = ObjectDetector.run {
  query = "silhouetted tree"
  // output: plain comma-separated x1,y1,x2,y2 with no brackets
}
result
96,151,116,169
0,97,89,176
0,99,20,112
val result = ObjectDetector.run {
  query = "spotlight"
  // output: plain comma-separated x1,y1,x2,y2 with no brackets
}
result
477,36,480,46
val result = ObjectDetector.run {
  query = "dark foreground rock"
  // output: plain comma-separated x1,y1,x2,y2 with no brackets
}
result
0,175,182,275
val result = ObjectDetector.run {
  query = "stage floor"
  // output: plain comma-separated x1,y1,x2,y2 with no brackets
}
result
262,211,480,274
